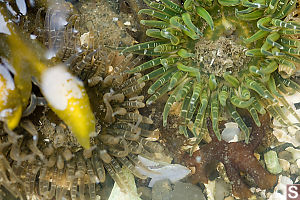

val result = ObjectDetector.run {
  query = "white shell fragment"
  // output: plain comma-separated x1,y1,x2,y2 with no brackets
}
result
296,159,300,168
80,32,94,47
273,127,300,147
124,21,131,26
41,65,84,111
205,180,215,200
286,147,300,161
108,168,141,200
16,0,27,15
0,13,11,35
80,32,90,46
272,92,300,147
0,64,15,91
268,175,293,200
136,155,191,187
221,122,244,142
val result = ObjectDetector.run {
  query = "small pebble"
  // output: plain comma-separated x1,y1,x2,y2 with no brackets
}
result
169,182,205,200
124,21,131,26
278,151,293,162
278,158,290,172
264,150,282,174
290,164,300,175
296,159,300,168
30,34,37,39
286,147,300,161
152,179,172,200
269,175,293,199
254,153,260,160
221,122,243,142
137,187,151,200
215,179,231,200
224,196,234,200
295,130,300,143
287,126,298,135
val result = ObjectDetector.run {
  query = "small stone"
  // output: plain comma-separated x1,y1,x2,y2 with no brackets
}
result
215,179,231,200
286,147,300,161
296,159,300,168
250,187,256,193
205,180,215,200
80,32,91,47
169,182,205,200
124,21,131,26
288,126,298,136
264,150,282,174
290,164,300,175
268,175,293,200
30,34,37,39
273,127,300,147
295,130,300,143
152,179,172,200
278,151,293,162
278,158,290,172
137,187,152,200
258,189,267,199
221,122,243,142
254,153,260,160
295,176,300,183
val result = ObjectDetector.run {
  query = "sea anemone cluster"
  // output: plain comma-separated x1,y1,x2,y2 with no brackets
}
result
0,1,167,199
0,66,164,199
122,0,300,143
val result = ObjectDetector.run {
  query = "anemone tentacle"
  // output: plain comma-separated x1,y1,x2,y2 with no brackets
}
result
122,0,300,143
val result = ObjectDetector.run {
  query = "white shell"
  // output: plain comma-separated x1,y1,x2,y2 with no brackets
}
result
268,175,293,200
273,128,300,147
136,155,190,187
272,92,300,147
286,147,300,161
204,180,215,200
221,122,244,142
80,32,93,47
296,159,300,168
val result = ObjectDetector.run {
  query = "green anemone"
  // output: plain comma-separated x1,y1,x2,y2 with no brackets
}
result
122,0,300,143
